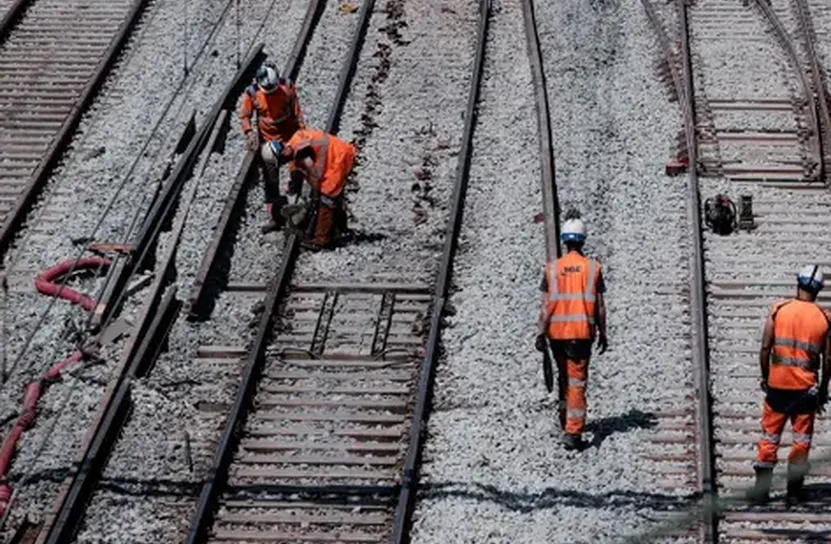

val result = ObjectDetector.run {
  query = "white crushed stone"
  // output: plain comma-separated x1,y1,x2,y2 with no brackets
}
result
411,0,693,542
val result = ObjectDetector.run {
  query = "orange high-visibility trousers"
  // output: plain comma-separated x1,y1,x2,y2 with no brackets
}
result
565,358,588,434
756,400,814,469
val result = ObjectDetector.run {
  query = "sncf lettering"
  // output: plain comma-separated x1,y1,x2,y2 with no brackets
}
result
562,266,582,273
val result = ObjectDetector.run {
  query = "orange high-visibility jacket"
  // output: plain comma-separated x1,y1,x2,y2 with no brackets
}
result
240,80,304,142
769,299,830,390
287,129,356,197
545,251,600,340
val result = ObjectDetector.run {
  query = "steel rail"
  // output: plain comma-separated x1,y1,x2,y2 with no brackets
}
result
752,0,822,182
389,1,490,541
187,0,327,320
640,0,685,113
87,43,265,332
35,93,233,544
520,0,560,261
793,0,831,183
0,0,32,45
0,0,151,259
183,0,376,540
677,1,716,541
34,110,230,543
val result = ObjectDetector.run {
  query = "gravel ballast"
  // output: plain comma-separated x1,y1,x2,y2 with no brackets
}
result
71,2,384,541
0,0,314,538
410,0,694,542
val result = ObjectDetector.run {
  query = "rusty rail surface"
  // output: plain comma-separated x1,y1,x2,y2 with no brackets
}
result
186,0,493,541
184,0,377,540
520,0,560,261
641,0,831,542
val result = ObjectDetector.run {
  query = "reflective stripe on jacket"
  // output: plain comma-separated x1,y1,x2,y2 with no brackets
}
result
240,80,303,142
769,299,830,390
545,251,600,340
287,129,356,197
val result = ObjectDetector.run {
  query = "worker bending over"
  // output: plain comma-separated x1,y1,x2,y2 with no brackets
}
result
536,216,608,451
240,61,305,234
749,265,831,505
275,128,356,250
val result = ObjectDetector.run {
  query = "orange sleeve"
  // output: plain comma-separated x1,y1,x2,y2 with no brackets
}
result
240,91,254,134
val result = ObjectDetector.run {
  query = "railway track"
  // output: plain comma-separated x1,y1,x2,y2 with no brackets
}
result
0,0,148,258
643,0,831,541
184,0,491,541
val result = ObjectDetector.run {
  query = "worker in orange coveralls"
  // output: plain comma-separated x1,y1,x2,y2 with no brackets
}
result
535,214,607,451
240,61,305,234
274,128,356,250
748,265,831,506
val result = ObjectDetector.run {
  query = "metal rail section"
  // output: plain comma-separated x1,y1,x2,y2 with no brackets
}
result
88,44,265,332
752,0,822,182
520,0,560,261
677,1,716,541
187,0,327,319
184,0,376,539
0,0,151,259
390,0,490,541
794,0,831,182
0,0,32,45
36,109,233,543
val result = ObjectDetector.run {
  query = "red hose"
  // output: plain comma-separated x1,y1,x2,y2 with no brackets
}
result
34,257,110,312
0,257,110,518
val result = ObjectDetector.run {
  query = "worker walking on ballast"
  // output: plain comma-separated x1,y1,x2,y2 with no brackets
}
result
536,215,608,451
240,61,306,234
275,127,356,251
748,265,831,505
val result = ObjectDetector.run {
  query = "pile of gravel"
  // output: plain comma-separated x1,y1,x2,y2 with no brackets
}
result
410,0,694,542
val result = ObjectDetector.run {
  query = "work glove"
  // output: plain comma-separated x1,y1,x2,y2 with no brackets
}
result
535,333,547,353
759,379,768,393
245,130,258,153
597,334,608,354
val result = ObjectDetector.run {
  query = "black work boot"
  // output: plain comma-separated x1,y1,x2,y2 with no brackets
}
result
786,464,808,506
563,433,588,451
746,466,773,505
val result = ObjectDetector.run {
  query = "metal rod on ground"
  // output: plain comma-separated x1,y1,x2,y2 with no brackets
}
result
183,0,189,76
1,274,6,382
235,0,241,69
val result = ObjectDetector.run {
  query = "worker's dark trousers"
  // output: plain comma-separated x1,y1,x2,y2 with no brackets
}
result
548,339,592,435
259,141,285,223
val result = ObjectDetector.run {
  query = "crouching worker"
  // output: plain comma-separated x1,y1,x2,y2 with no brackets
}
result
275,128,356,250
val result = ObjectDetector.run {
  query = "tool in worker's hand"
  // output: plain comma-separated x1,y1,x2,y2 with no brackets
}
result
541,338,554,393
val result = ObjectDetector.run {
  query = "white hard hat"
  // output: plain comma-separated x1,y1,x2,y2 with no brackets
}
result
256,64,280,94
798,265,824,293
561,218,586,243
